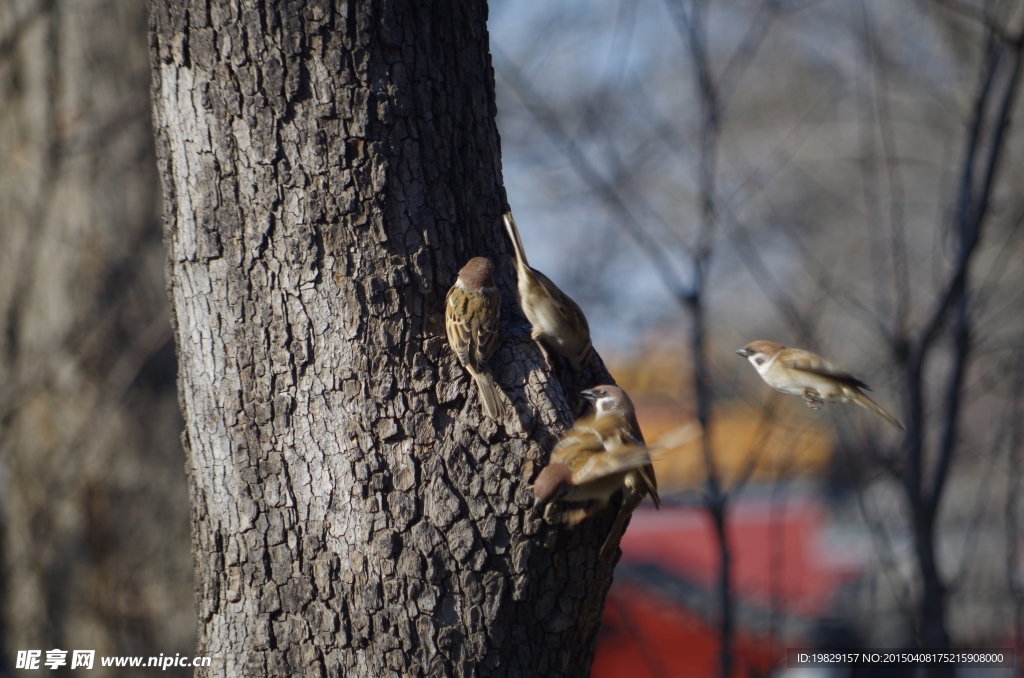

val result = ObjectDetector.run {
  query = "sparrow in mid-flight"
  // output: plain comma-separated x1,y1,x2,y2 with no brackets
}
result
737,340,904,431
503,210,594,371
446,257,507,420
532,384,660,559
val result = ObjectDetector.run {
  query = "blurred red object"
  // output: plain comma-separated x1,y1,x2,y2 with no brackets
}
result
592,494,865,677
594,581,776,678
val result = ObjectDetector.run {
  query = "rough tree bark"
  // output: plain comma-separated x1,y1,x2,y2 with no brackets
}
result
0,0,195,670
147,1,621,676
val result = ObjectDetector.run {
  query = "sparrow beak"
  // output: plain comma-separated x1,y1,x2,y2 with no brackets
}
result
580,388,599,403
533,496,542,509
736,348,753,357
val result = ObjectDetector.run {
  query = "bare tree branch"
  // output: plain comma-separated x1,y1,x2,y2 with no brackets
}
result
925,35,1024,517
494,47,697,306
1004,349,1024,665
856,481,919,630
929,0,1024,47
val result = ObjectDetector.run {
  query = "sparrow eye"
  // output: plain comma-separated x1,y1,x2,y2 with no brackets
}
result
755,357,765,365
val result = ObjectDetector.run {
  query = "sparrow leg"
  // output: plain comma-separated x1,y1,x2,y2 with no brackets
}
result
803,388,824,410
530,335,557,368
535,336,552,360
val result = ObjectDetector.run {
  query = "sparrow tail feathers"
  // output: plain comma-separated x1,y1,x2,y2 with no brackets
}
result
599,492,644,560
472,372,506,420
637,465,661,509
852,392,904,431
502,212,530,270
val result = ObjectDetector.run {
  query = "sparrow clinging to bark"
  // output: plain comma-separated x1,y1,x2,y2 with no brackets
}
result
532,384,660,559
736,340,904,431
446,257,507,420
503,210,594,371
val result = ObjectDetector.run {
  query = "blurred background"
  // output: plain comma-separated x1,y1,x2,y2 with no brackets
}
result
1,0,1022,676
0,1,193,676
492,0,1024,674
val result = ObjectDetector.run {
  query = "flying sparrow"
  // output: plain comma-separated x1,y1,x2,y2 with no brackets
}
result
503,210,594,371
532,384,660,559
446,257,507,420
737,340,904,431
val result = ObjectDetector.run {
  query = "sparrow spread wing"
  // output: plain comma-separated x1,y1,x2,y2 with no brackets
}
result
552,412,656,487
574,446,655,485
551,424,606,464
778,348,872,391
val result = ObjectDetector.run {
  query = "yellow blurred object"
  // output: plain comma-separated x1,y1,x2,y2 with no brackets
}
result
631,395,832,491
608,348,693,401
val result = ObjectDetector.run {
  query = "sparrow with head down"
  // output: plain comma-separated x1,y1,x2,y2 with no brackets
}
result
503,210,594,372
446,257,507,420
737,340,904,431
533,384,660,559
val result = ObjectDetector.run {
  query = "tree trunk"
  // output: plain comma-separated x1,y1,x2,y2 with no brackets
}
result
147,1,619,676
0,0,194,668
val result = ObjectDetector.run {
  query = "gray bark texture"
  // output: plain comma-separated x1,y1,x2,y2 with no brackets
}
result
0,0,194,670
147,1,621,676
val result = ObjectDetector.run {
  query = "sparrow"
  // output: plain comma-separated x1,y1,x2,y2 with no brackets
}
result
736,340,904,431
532,384,660,559
503,210,594,371
445,257,507,420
